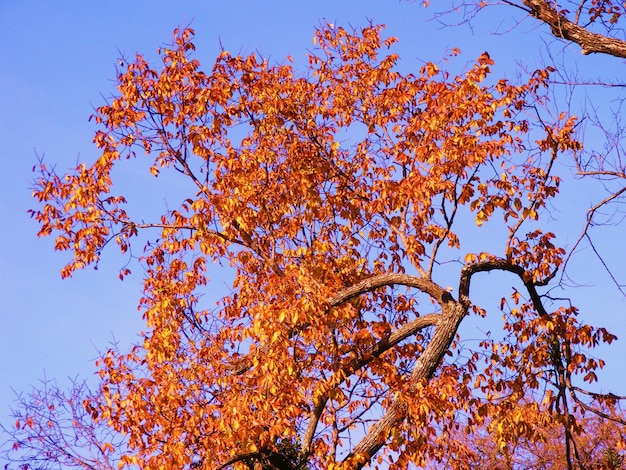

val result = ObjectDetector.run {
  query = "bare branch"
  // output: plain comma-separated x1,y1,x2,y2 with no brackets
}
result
562,186,626,294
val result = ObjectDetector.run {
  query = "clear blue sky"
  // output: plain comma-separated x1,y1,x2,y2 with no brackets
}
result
1,0,624,448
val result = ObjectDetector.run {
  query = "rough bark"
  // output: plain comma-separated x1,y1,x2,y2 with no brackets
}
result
345,297,467,468
301,314,440,454
523,0,626,58
329,273,451,307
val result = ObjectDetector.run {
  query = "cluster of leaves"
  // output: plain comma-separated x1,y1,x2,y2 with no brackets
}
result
14,20,623,470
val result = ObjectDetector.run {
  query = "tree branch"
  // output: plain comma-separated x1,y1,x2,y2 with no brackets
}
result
301,313,440,454
228,273,449,375
562,185,626,294
329,273,451,307
523,0,626,57
345,295,464,468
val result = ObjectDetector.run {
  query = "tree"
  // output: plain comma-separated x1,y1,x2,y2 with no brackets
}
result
11,21,624,469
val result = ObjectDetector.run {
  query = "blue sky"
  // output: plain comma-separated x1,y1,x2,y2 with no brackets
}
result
1,0,624,451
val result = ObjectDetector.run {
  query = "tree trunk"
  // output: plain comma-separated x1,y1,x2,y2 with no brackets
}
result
346,300,467,468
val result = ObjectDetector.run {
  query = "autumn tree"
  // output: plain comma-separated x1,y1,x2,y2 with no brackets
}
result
8,21,625,469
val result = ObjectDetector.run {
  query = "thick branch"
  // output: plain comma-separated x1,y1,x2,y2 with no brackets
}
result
345,297,464,468
301,313,440,454
330,273,452,307
459,257,550,316
523,0,626,57
228,273,448,375
227,273,452,465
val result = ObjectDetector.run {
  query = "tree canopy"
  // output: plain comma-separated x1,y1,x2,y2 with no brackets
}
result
6,9,626,470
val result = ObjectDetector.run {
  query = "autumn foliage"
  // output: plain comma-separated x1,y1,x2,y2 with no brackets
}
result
446,401,626,469
18,23,624,469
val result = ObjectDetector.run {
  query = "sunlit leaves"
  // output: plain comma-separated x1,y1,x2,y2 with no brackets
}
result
24,22,620,470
